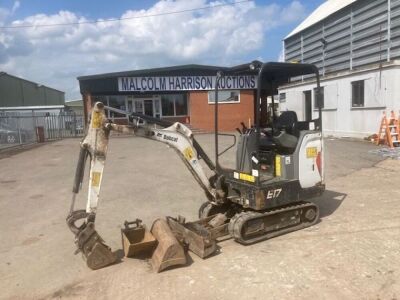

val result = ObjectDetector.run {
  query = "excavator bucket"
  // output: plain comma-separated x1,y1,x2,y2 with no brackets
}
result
75,222,116,270
150,218,187,272
166,216,218,259
121,219,157,257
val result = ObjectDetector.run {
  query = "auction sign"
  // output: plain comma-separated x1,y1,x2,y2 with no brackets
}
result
118,75,257,92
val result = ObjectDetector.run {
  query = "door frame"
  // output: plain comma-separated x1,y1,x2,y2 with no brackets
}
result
126,95,161,118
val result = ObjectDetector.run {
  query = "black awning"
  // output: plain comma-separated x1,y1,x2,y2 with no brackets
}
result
77,64,228,81
225,61,318,84
77,61,318,95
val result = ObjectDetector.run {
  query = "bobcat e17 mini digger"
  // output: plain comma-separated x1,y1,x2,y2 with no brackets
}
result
67,61,325,270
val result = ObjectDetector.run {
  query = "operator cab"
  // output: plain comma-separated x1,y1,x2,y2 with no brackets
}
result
213,61,324,189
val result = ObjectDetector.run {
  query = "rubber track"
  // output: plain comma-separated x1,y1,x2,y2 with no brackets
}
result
229,202,319,245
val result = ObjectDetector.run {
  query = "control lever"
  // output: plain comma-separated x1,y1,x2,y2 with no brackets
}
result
240,122,248,133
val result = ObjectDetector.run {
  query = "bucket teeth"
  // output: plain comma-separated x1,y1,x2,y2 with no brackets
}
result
75,222,116,270
150,218,187,272
85,240,116,270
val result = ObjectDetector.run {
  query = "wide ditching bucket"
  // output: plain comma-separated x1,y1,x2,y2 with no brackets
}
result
150,218,187,272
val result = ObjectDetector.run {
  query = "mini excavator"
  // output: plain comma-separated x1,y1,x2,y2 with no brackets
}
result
67,61,325,270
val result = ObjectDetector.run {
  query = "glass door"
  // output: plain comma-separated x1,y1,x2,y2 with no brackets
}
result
134,100,144,114
127,99,133,113
130,97,159,118
144,100,153,116
153,98,161,118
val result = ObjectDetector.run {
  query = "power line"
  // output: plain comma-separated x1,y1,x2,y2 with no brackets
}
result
0,0,252,30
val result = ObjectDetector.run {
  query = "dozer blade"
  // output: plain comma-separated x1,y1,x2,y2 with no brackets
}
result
150,218,186,273
75,222,116,270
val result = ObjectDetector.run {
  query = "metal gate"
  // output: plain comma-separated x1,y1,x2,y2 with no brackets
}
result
0,110,84,149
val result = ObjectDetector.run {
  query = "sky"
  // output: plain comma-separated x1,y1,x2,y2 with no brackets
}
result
0,0,324,99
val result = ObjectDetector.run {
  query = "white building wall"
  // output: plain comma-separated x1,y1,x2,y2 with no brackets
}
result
279,65,400,138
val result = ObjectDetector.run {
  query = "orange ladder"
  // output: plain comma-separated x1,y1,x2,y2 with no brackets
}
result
376,111,400,148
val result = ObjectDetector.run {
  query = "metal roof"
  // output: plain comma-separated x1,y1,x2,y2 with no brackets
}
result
78,61,319,95
0,105,65,111
65,99,83,107
78,64,227,81
226,61,318,78
285,0,358,39
0,72,65,93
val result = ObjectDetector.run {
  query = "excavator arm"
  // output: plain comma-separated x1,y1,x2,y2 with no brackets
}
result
67,102,221,269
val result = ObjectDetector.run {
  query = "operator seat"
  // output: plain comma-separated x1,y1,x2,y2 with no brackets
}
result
275,111,299,137
259,111,299,154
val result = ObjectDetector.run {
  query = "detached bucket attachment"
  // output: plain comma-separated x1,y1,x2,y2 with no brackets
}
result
75,222,116,270
150,218,186,272
167,216,217,259
121,219,157,258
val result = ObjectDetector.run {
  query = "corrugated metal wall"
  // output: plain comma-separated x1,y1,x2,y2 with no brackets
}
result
0,74,65,107
285,0,400,75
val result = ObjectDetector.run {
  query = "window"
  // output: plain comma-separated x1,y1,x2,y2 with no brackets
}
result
134,101,143,114
161,95,176,116
107,95,126,118
161,94,188,116
175,96,188,115
108,96,126,110
279,93,286,103
208,90,240,104
313,87,324,109
352,80,364,107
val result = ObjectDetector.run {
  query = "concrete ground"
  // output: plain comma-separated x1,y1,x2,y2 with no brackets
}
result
0,135,399,300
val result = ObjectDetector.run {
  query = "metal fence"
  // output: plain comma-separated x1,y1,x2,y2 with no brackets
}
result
0,111,84,149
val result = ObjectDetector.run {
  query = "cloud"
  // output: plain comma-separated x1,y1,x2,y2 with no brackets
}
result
280,0,306,23
0,0,306,98
0,1,20,25
11,1,20,14
278,47,285,62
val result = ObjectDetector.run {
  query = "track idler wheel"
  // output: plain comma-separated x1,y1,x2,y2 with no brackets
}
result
304,207,317,222
228,212,262,244
67,211,116,270
198,202,233,219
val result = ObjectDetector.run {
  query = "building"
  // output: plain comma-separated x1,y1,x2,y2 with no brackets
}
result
78,65,258,131
0,72,65,108
0,73,82,146
280,0,400,138
65,99,84,115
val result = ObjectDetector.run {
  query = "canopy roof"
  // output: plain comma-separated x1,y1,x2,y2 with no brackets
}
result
78,61,319,95
78,64,226,81
226,61,319,85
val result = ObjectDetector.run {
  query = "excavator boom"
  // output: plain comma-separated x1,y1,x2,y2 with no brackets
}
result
67,102,220,270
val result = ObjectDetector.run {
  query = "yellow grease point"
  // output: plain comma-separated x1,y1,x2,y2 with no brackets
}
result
92,111,102,129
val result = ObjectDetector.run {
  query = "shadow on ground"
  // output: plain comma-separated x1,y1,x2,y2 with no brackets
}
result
312,189,347,219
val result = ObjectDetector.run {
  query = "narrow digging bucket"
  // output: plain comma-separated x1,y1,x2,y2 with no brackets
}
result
121,220,157,258
75,222,116,270
150,218,187,272
85,240,116,270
